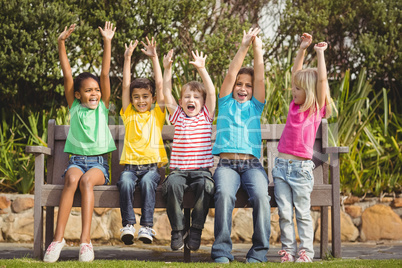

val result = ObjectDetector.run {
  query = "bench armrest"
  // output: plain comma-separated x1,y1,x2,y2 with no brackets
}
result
26,146,51,156
322,146,349,154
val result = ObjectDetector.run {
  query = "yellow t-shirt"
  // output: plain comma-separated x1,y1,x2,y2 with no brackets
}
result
120,102,168,167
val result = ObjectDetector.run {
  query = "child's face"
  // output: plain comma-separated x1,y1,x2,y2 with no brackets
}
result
292,85,306,105
131,88,154,113
75,78,101,109
233,74,253,103
179,87,205,117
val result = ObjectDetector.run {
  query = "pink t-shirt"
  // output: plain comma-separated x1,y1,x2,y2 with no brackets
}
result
277,100,325,159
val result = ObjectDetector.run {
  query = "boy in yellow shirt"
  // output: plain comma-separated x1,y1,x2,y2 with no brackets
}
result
117,37,168,245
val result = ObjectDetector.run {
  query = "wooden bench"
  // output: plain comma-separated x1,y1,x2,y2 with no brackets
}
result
26,118,348,262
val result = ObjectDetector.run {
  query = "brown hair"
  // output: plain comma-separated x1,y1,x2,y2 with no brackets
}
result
180,81,206,100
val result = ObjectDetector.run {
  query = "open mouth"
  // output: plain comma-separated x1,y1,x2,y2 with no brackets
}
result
187,104,195,112
89,98,98,105
238,93,247,99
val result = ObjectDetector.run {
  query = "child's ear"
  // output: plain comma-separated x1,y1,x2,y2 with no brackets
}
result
152,96,157,103
74,91,81,100
178,99,182,107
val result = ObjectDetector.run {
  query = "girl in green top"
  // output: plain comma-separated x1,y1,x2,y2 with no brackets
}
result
43,22,116,263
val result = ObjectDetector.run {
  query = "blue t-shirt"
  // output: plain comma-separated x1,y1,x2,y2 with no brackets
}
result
212,94,265,158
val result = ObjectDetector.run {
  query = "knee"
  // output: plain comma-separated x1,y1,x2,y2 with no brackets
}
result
64,174,80,189
79,176,94,191
117,172,136,189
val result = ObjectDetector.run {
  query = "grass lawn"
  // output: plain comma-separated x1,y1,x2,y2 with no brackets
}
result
0,259,402,267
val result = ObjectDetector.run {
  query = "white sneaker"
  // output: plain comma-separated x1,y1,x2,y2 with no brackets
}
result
43,238,66,263
295,250,312,262
120,224,135,245
278,250,295,263
138,226,156,244
79,241,94,262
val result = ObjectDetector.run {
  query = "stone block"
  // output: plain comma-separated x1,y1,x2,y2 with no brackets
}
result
11,197,34,213
393,198,402,208
361,204,402,241
0,196,11,209
343,196,359,205
94,208,111,216
345,205,362,218
315,208,359,242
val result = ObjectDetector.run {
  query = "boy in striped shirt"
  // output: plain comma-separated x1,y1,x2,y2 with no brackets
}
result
162,49,216,251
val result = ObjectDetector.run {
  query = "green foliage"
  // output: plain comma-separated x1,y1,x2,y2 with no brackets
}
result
329,70,401,196
270,0,402,113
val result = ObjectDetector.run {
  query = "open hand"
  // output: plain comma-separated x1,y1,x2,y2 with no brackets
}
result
189,50,206,69
99,21,116,41
124,40,139,58
253,35,263,49
163,49,174,69
314,42,328,52
241,27,261,47
300,33,312,49
58,24,76,42
141,36,157,58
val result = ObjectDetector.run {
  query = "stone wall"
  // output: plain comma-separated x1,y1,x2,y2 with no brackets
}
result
0,193,401,244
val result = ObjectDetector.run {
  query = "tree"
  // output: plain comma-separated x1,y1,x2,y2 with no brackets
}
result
266,0,401,111
0,0,270,114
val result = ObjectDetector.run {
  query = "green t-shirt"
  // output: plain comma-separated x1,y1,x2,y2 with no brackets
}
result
64,99,116,155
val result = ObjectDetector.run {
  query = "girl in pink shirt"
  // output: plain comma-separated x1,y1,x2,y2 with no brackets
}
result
273,33,333,263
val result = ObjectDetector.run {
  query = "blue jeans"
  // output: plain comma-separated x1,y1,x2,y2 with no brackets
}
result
116,164,160,227
272,157,315,259
162,168,214,231
63,155,109,184
211,158,271,262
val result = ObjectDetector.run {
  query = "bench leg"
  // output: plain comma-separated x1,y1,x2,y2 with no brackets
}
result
320,206,329,259
45,207,55,251
330,155,341,258
184,208,191,262
33,204,43,259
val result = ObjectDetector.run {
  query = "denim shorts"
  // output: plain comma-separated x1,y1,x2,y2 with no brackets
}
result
63,155,110,185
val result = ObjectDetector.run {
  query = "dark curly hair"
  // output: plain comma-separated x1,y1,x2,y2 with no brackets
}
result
73,72,100,92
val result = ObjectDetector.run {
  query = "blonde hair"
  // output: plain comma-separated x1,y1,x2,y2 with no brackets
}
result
293,68,333,118
181,81,206,100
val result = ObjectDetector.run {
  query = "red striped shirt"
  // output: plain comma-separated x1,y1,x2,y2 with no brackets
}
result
169,106,214,169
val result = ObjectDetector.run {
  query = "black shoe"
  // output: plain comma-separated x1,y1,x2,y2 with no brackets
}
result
186,227,202,251
170,230,188,250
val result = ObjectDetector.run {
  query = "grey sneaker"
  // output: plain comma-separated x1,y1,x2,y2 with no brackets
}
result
138,226,156,244
120,224,135,245
170,230,188,250
43,238,66,263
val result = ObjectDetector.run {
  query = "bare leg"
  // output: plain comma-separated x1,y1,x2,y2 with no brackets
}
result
79,168,105,244
53,168,83,242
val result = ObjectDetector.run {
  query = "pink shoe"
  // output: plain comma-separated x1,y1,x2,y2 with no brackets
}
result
295,250,312,262
278,250,295,263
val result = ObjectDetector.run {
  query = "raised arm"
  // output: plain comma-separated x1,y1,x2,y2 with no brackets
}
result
252,35,265,103
220,28,261,98
141,36,164,111
314,42,328,109
122,40,139,112
189,50,216,118
292,33,312,85
163,49,177,115
98,21,116,108
57,24,76,108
